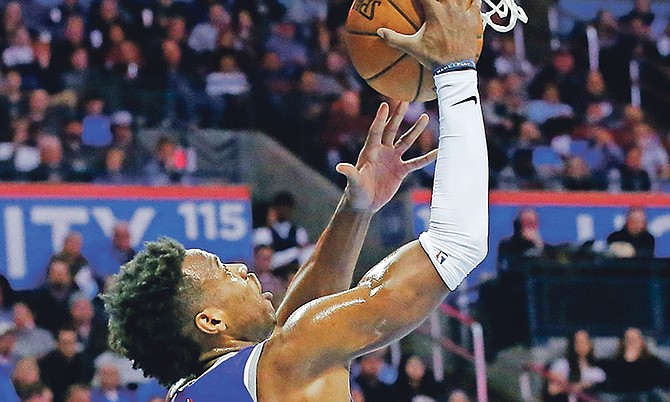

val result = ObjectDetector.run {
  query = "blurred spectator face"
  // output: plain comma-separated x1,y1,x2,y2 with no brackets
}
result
630,18,650,38
65,16,85,44
253,246,273,274
71,48,88,70
625,147,643,170
623,105,644,125
485,78,504,101
564,156,590,179
108,24,125,45
209,4,230,27
33,42,51,64
359,354,383,378
275,22,296,39
12,358,40,388
62,232,83,256
519,209,539,232
64,120,83,141
11,119,29,143
4,2,22,28
98,365,120,390
585,102,605,124
100,0,119,22
13,303,35,329
12,26,30,47
0,328,16,356
38,136,63,166
105,148,125,173
586,71,605,95
573,330,592,358
623,327,646,356
30,90,50,114
25,387,53,402
262,52,281,71
217,30,236,49
519,121,541,142
299,71,319,93
5,70,22,92
112,124,132,146
448,390,470,402
162,40,181,68
56,329,78,359
625,208,647,235
70,297,93,325
238,11,253,31
634,0,650,12
156,138,177,164
341,91,361,117
112,222,131,251
84,97,105,115
167,17,186,42
47,260,72,288
404,356,426,383
500,37,516,55
65,386,90,402
542,85,560,103
219,55,238,73
119,41,141,64
325,51,347,74
633,122,654,144
552,51,574,74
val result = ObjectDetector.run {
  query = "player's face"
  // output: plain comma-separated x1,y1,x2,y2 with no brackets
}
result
183,250,277,342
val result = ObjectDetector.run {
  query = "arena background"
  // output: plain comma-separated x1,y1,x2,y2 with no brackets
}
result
0,0,669,401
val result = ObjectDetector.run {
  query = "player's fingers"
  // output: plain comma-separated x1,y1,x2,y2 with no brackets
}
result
336,163,362,185
394,114,429,152
367,102,389,144
377,27,420,55
404,148,438,172
382,102,409,145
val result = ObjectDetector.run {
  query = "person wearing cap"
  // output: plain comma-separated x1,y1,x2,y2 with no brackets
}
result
109,111,142,174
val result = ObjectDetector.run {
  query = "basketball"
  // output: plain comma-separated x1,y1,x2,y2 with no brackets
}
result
344,0,483,102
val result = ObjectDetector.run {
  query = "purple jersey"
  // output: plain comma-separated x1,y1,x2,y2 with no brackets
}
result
169,342,265,402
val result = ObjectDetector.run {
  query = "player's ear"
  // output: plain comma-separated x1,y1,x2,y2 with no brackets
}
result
194,308,227,335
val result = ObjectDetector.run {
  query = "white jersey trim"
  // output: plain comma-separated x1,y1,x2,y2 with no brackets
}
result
243,341,267,402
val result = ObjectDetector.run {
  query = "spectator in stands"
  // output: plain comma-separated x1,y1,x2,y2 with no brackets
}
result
498,208,545,271
447,390,470,402
19,382,52,402
528,47,584,107
545,330,606,402
393,355,444,402
94,147,133,185
606,207,655,257
600,328,669,398
51,15,87,73
1,2,24,48
523,84,573,125
61,48,97,99
143,136,186,185
354,351,395,402
3,26,33,70
90,365,132,402
38,328,94,402
68,295,107,360
23,90,66,135
93,350,147,390
26,135,73,183
633,123,670,185
0,322,18,371
64,384,89,402
109,111,140,173
561,156,602,191
27,38,59,94
50,232,95,293
493,36,534,77
188,4,231,54
24,258,78,335
205,53,252,128
61,119,96,182
12,303,54,359
159,39,199,129
0,70,24,139
620,0,654,27
11,358,41,398
482,78,517,141
251,245,285,299
266,21,308,68
620,147,652,192
253,191,309,269
110,222,135,266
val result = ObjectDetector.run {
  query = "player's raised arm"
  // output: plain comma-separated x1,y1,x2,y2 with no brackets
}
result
272,0,488,372
274,102,438,327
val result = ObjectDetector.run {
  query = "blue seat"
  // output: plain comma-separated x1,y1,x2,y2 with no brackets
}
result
82,115,112,147
532,146,563,169
569,140,589,157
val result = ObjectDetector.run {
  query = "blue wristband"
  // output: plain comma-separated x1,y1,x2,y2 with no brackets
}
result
432,60,476,76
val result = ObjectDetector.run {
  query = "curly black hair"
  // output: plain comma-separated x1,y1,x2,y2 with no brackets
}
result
102,238,203,386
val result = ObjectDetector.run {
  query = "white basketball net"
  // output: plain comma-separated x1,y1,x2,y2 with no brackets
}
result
481,0,528,33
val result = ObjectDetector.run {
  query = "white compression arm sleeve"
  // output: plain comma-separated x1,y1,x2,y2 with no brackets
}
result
418,69,489,291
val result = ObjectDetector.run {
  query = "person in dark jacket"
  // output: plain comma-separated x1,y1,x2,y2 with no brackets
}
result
606,207,655,257
393,355,444,402
38,328,93,402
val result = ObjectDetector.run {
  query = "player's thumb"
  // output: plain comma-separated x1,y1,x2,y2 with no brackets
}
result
377,28,417,53
335,163,362,185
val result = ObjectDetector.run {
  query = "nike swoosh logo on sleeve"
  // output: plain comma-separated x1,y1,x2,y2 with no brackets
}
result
451,96,478,106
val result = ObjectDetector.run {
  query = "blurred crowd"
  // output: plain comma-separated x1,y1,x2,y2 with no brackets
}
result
0,0,667,189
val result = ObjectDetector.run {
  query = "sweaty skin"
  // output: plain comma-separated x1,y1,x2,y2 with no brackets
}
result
178,0,484,399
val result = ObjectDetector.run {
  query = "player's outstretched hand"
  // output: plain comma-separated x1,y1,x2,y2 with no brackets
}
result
336,102,437,213
377,0,483,70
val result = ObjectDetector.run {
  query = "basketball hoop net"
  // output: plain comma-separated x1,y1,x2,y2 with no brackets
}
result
481,0,528,33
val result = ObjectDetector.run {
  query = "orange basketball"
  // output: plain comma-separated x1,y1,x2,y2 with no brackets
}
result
344,0,483,102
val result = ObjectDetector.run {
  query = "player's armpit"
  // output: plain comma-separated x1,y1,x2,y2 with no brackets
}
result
268,240,449,377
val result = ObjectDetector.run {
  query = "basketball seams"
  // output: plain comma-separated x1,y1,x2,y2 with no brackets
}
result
412,63,423,102
365,53,409,81
386,0,420,31
345,30,381,36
